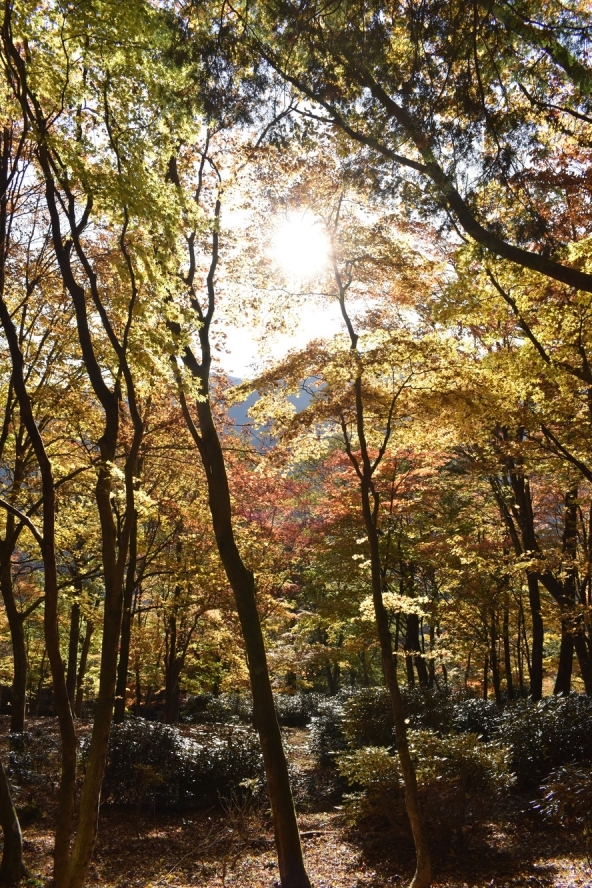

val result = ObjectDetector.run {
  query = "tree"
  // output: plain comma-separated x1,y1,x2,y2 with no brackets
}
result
167,130,312,888
1,2,187,884
242,181,448,887
229,0,592,292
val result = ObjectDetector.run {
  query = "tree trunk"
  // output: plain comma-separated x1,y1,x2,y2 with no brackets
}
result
554,620,573,695
483,653,489,700
325,663,340,696
490,612,502,705
164,613,180,725
527,574,543,700
74,619,93,719
573,631,592,694
0,554,27,734
517,623,525,697
363,507,431,888
64,455,132,888
490,462,544,700
348,375,431,888
464,646,472,688
0,181,78,888
404,614,428,687
428,623,436,688
0,760,27,884
188,396,310,888
66,603,80,710
502,606,514,700
114,512,137,724
134,662,142,716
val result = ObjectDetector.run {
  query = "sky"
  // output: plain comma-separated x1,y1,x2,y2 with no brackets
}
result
217,299,345,378
213,213,345,378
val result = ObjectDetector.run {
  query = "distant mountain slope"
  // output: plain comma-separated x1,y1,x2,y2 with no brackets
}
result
226,378,312,432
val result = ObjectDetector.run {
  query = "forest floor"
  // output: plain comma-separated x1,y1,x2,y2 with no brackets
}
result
4,719,591,888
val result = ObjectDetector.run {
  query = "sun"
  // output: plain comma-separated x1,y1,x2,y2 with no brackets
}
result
270,213,330,281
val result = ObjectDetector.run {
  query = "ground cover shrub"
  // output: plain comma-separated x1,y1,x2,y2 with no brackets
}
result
8,728,61,789
451,697,502,740
179,693,216,722
181,691,320,727
537,763,592,858
401,685,455,733
342,689,394,748
274,693,321,727
308,695,349,766
309,686,459,767
336,730,514,847
181,693,254,725
494,695,592,786
97,719,264,809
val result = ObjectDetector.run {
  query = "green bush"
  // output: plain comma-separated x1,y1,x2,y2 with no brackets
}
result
97,719,264,809
308,696,349,766
337,730,514,846
274,693,321,727
402,686,455,734
342,689,394,748
538,763,592,857
451,697,502,740
181,691,320,728
181,693,254,725
495,695,592,786
308,686,455,767
8,729,61,789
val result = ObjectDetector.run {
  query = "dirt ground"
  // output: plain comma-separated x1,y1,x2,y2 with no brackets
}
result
4,720,591,888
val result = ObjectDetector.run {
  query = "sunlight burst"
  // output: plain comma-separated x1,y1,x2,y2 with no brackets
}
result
270,214,330,281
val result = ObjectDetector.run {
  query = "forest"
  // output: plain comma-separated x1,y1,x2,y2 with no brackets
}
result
0,1,591,887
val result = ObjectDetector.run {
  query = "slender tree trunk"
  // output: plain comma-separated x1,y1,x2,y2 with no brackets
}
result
554,621,573,695
502,606,514,700
188,397,310,888
66,602,80,710
64,457,131,888
0,552,27,734
404,614,429,687
164,613,181,724
325,664,340,696
34,648,46,718
517,623,525,697
483,653,489,700
527,575,543,700
362,494,431,888
135,662,142,716
573,632,592,694
428,623,436,688
342,369,430,888
490,461,543,700
114,512,137,724
0,167,78,886
542,489,592,696
464,646,472,688
360,649,370,687
0,760,27,883
74,619,93,719
173,178,311,887
490,612,502,705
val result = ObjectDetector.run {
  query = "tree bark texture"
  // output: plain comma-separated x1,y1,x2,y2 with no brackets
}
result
0,761,27,884
502,606,514,700
75,619,94,719
0,549,27,734
114,513,138,724
66,603,80,710
191,396,311,888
